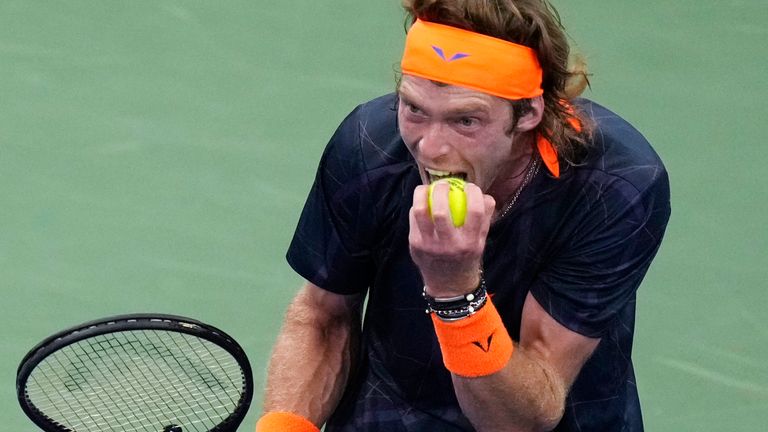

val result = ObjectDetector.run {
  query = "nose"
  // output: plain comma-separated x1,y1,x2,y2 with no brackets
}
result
416,124,451,160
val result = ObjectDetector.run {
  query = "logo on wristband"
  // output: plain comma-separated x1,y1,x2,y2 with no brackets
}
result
472,332,495,353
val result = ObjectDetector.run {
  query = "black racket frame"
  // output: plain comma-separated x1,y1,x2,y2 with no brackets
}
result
16,313,254,432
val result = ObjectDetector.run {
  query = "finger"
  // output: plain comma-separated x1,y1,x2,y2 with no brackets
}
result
461,182,487,235
428,181,457,237
408,206,423,246
412,184,429,214
411,185,436,239
478,193,496,239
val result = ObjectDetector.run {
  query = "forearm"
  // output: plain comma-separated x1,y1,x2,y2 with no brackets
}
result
428,296,570,432
263,290,361,426
452,346,566,432
435,290,601,432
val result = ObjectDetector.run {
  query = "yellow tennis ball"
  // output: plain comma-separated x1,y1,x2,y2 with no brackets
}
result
427,177,467,227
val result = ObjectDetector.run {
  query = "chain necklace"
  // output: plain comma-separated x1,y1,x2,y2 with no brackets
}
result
497,155,541,220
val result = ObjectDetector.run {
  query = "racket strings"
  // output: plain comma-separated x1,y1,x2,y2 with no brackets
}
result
55,342,143,424
174,331,242,400
23,329,246,432
139,331,234,429
75,340,150,429
104,332,207,430
30,347,138,430
31,335,172,431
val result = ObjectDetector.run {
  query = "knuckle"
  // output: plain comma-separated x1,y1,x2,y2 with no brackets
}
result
430,209,450,221
466,206,485,219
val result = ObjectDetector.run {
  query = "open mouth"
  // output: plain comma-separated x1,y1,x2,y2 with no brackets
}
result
425,168,467,183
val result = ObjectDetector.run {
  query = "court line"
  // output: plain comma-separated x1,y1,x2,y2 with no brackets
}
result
648,399,767,425
655,357,768,396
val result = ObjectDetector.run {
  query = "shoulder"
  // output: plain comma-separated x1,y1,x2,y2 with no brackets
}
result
321,93,410,176
535,100,671,246
319,93,415,202
325,93,408,162
571,99,670,202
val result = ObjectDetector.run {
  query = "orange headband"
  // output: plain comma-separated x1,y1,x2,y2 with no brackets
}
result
401,19,543,101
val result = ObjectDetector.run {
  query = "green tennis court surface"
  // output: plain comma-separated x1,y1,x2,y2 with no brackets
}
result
2,1,766,430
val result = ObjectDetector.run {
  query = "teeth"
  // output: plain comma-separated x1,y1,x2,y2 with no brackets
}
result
426,168,451,177
425,168,466,182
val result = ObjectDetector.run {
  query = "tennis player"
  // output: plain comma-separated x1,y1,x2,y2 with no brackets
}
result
257,0,670,431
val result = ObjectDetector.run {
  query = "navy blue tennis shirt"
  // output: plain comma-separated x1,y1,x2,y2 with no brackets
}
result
286,94,670,431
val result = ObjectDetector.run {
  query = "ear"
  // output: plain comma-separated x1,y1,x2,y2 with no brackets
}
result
515,96,544,133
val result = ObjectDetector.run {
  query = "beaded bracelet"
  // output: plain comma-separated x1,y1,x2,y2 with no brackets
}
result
422,277,488,321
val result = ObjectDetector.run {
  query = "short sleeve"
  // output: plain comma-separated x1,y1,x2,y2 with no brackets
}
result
286,106,377,295
530,170,671,338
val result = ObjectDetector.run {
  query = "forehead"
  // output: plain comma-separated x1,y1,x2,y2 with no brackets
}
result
398,75,509,114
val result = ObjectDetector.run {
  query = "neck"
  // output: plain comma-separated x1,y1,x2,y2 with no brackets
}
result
488,135,536,217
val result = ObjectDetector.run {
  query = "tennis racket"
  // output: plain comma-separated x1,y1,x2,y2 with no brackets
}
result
16,314,253,432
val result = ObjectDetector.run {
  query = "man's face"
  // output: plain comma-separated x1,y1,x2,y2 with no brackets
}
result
397,75,529,196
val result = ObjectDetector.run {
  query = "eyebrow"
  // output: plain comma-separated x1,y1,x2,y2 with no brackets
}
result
397,90,417,106
449,104,490,115
398,92,490,117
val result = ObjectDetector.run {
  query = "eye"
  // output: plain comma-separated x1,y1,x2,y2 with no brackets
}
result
457,117,477,127
406,103,422,114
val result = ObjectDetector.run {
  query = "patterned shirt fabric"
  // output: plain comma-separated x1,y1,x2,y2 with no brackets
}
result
286,93,671,431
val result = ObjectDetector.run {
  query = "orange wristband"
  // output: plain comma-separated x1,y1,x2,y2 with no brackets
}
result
256,411,320,432
431,299,514,377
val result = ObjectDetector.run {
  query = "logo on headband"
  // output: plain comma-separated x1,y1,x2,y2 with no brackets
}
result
432,45,470,62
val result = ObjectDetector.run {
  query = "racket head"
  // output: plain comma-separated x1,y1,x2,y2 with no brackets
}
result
16,314,253,432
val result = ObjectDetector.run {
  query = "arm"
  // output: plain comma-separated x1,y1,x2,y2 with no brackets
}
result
262,282,364,427
451,292,599,431
410,183,598,431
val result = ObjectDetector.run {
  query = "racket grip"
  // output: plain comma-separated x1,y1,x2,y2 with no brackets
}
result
256,411,319,432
